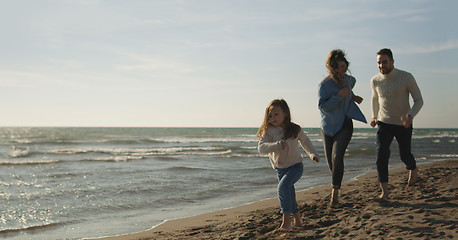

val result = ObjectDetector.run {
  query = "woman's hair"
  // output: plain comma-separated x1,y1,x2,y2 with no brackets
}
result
325,49,349,87
257,99,301,140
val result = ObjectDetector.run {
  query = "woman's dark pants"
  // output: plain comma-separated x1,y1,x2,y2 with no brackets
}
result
322,117,353,189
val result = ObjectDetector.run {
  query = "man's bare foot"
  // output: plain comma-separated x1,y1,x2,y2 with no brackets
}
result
293,213,302,227
408,168,418,186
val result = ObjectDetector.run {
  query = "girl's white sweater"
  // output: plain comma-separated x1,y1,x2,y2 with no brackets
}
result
258,126,319,169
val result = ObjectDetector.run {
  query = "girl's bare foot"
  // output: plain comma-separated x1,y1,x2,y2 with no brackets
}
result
278,226,292,232
278,214,292,232
408,168,418,186
293,212,302,227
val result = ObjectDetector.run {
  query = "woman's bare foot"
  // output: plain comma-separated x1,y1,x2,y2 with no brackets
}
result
330,188,340,206
379,191,390,200
408,168,418,186
379,182,390,200
293,212,302,227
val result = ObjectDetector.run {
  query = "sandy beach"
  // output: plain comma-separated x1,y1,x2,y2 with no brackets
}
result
95,159,457,240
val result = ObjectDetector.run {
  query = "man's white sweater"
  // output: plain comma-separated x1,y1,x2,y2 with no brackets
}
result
371,68,423,126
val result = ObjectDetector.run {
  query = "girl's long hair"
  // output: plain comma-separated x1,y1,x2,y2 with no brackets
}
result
257,99,301,140
325,49,349,87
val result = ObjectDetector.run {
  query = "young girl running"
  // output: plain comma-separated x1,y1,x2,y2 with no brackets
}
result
257,99,320,232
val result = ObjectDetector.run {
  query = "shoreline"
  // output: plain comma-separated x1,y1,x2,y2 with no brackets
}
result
91,159,457,240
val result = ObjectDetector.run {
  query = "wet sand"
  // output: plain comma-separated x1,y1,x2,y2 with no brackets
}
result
94,159,457,240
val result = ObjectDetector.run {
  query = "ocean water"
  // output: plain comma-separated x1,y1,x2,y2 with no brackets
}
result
0,127,456,240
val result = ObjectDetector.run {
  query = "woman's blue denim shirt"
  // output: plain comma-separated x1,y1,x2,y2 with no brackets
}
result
318,75,366,137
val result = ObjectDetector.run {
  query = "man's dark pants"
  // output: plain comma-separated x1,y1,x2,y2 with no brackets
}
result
376,121,416,183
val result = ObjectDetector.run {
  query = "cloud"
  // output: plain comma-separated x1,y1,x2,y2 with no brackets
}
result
405,15,429,22
397,40,458,54
0,70,46,87
113,51,206,75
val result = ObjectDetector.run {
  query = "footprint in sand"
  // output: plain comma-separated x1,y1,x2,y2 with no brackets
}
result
318,219,340,227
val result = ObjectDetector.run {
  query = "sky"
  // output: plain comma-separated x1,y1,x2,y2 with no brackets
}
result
1,0,457,128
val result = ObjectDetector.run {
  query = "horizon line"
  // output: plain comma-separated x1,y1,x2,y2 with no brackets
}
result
0,126,456,129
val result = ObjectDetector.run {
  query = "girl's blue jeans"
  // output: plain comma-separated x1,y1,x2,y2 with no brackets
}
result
275,162,303,215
